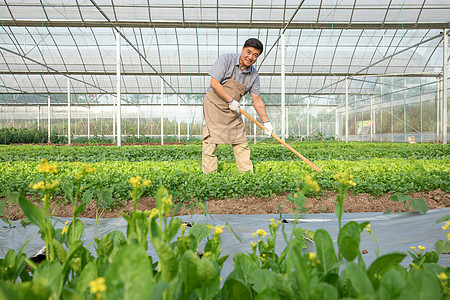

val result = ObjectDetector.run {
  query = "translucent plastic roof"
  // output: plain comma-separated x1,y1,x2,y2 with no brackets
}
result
1,1,449,103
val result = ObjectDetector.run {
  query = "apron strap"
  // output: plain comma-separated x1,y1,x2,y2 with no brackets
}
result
231,66,237,81
231,65,250,93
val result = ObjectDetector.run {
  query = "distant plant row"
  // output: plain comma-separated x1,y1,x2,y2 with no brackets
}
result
0,158,448,206
1,141,448,162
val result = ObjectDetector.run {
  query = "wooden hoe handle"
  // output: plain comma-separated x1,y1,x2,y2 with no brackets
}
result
239,108,322,172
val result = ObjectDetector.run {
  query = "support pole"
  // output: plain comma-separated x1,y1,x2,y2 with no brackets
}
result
420,78,423,143
67,77,71,144
345,77,349,142
137,105,140,138
116,28,122,146
391,77,394,142
307,96,310,138
370,95,374,142
47,94,51,143
443,28,448,144
161,77,164,145
87,106,91,140
281,32,286,141
380,78,383,142
335,107,339,139
437,75,441,143
178,98,181,142
403,77,407,143
37,105,40,130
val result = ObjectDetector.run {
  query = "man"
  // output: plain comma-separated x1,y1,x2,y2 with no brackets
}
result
202,38,273,174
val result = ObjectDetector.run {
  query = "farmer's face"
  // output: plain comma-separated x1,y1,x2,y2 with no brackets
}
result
239,46,261,69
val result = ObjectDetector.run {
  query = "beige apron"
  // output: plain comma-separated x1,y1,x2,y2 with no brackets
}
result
203,66,249,144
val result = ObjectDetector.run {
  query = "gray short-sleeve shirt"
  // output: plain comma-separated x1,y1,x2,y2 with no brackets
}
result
208,53,261,96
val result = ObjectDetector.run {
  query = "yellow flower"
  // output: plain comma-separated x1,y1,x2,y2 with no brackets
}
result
364,224,371,233
214,226,224,235
254,229,267,238
410,246,416,250
308,252,316,261
437,272,448,281
37,159,58,174
89,277,106,294
61,226,68,235
418,245,426,251
143,179,151,187
148,208,158,218
180,223,188,230
305,175,320,193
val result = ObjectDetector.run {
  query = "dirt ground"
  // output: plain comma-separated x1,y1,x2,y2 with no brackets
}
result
2,189,449,221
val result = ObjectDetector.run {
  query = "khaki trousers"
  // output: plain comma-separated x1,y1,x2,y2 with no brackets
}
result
202,141,253,174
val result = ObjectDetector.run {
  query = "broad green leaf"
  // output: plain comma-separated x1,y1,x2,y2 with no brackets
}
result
18,195,45,230
230,253,259,285
125,210,149,249
344,262,374,296
105,244,153,300
379,268,407,299
181,250,202,295
338,221,361,262
255,288,281,300
51,239,67,263
33,260,63,298
153,238,179,281
390,192,411,203
149,282,169,300
367,252,406,289
310,282,338,300
248,269,277,293
60,287,85,300
98,189,113,208
423,262,446,276
367,252,406,278
410,197,428,214
75,261,98,295
67,219,85,244
221,278,252,300
165,217,182,242
82,189,93,204
0,280,51,300
73,202,86,219
398,270,441,300
6,191,20,203
197,201,207,214
314,229,336,272
189,223,211,244
434,239,450,254
20,219,32,228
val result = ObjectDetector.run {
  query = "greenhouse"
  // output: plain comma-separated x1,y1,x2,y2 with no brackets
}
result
1,1,449,299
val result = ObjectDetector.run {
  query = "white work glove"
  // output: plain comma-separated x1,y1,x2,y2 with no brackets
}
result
263,121,273,137
227,99,240,114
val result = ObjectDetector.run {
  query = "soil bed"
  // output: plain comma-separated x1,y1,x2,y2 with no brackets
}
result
2,189,449,220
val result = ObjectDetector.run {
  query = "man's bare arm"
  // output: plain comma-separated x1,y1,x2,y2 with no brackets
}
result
210,77,234,103
251,93,269,123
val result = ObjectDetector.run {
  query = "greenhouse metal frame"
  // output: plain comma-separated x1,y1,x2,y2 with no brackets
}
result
1,0,449,144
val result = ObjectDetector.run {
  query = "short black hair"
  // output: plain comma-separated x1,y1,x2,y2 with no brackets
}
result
243,38,263,54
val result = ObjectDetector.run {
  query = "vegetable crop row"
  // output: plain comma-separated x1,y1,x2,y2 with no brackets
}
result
1,158,448,204
1,141,449,162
